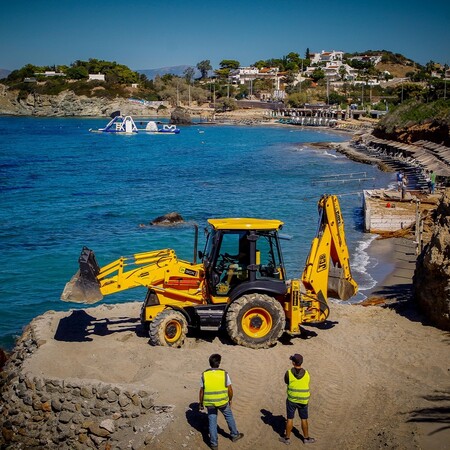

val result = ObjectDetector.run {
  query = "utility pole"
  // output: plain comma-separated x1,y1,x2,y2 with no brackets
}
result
300,60,303,93
326,77,329,105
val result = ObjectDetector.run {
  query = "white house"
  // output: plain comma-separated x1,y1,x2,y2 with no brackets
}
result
309,50,344,65
88,73,105,82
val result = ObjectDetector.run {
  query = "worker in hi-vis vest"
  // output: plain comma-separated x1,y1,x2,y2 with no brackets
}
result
199,354,244,449
280,354,316,445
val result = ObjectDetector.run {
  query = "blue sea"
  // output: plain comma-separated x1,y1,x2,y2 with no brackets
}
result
0,116,394,350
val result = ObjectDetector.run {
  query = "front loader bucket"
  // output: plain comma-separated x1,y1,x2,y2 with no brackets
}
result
327,265,358,301
61,247,103,304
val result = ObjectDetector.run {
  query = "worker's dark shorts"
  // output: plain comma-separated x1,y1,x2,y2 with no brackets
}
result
286,399,308,420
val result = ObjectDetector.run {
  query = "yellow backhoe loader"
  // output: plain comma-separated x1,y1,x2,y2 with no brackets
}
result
61,195,358,348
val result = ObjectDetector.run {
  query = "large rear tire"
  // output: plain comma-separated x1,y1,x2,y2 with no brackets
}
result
149,310,188,348
226,293,285,349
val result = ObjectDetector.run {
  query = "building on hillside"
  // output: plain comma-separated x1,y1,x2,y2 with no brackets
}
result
349,55,383,65
88,73,105,82
229,66,278,85
309,50,344,65
34,71,66,77
305,61,358,81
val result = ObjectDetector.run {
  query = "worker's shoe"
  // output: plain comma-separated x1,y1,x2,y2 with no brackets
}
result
209,445,218,450
231,432,244,442
279,437,291,445
304,437,316,444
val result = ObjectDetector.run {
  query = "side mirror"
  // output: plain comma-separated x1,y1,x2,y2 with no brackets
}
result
198,251,204,260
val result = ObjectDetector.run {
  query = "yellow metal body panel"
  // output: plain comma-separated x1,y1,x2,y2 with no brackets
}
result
208,218,283,230
143,304,167,322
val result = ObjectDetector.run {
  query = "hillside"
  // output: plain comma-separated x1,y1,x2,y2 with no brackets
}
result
373,99,450,145
0,69,11,80
376,62,418,78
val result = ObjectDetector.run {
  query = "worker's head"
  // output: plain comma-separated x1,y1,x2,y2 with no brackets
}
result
290,353,303,367
209,353,222,368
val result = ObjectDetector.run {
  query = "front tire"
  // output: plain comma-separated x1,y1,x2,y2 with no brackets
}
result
226,294,285,349
149,309,188,348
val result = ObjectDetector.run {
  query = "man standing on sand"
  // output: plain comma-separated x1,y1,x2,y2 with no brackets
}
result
199,353,244,449
401,174,408,200
280,354,315,445
396,170,404,191
430,170,436,194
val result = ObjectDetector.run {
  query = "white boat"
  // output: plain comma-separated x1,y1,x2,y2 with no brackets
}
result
90,112,180,134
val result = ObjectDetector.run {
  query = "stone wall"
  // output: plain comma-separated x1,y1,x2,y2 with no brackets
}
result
0,324,172,449
413,189,450,330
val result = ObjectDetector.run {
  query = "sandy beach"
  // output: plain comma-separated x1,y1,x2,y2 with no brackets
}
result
17,231,450,449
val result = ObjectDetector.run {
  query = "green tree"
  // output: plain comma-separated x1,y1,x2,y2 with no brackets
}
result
310,68,325,82
183,67,195,83
215,60,240,80
196,60,212,79
219,60,240,70
66,65,89,80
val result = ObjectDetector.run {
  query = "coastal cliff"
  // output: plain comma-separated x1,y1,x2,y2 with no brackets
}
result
0,84,162,117
372,100,450,146
413,189,450,330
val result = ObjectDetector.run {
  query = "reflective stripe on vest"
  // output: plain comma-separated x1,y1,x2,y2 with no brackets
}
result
287,369,310,404
203,369,229,407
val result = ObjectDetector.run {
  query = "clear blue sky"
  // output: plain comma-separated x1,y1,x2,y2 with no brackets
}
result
1,0,449,71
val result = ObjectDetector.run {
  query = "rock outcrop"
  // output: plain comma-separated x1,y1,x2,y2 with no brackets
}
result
0,84,166,117
413,189,450,330
150,212,184,226
373,119,450,146
170,106,192,124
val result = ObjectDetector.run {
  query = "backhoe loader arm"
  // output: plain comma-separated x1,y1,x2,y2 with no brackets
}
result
61,246,177,304
301,195,358,301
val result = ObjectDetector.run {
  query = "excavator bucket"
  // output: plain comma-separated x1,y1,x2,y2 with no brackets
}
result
61,247,103,304
327,265,358,301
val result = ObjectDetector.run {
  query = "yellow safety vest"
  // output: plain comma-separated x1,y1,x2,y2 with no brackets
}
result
202,369,229,407
287,369,310,404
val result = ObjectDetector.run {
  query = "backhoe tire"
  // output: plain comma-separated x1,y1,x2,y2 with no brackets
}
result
226,294,285,349
148,310,188,348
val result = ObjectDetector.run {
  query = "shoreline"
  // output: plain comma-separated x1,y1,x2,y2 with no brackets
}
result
363,236,416,303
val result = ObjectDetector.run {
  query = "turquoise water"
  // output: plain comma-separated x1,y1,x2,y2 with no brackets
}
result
0,117,393,349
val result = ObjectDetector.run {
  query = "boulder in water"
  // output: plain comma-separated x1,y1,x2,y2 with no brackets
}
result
170,107,192,125
151,212,184,226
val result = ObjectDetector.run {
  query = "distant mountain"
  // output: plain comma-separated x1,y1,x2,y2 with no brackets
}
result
0,69,11,80
136,65,201,80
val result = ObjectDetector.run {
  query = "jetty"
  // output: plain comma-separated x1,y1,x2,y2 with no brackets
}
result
363,189,419,233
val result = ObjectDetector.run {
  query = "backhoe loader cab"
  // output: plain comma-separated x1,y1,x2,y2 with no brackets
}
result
62,195,358,349
201,218,287,300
